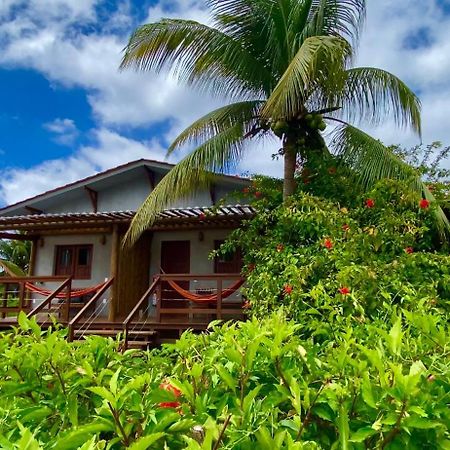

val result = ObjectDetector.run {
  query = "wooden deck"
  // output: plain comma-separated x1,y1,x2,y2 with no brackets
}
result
0,273,246,349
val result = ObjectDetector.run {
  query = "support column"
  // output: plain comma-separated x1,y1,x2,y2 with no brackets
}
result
26,238,38,309
28,239,37,276
109,225,120,322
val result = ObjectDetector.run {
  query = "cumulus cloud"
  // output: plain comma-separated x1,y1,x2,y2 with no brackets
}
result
43,118,79,146
1,0,450,206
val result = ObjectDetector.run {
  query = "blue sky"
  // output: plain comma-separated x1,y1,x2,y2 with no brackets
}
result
0,0,450,206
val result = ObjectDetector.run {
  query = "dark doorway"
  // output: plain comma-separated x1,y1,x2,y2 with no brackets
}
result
161,241,190,301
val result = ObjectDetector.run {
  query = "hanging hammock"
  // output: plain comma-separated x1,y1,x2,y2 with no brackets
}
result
24,281,109,299
0,262,108,299
164,277,245,304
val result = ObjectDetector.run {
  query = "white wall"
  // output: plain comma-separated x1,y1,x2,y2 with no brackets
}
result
34,233,112,287
31,233,113,316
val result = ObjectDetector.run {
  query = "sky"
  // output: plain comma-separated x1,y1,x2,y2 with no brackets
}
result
1,0,450,207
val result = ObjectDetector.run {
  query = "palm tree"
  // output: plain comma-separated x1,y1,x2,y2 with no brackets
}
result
121,0,447,244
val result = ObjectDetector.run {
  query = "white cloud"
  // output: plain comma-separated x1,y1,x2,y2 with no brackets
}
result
43,118,79,146
1,0,450,207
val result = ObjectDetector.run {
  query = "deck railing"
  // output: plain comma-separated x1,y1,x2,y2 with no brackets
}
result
122,274,244,350
122,276,160,350
0,276,71,322
67,278,114,342
157,273,244,320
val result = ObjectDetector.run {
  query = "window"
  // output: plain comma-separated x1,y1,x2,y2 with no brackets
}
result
55,245,93,279
214,240,243,273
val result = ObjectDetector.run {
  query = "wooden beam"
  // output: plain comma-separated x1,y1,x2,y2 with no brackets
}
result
210,184,217,205
84,187,98,212
25,206,44,215
0,232,34,241
108,225,120,322
144,166,156,190
34,227,112,236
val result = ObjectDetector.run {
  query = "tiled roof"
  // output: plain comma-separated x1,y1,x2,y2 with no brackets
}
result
0,205,256,231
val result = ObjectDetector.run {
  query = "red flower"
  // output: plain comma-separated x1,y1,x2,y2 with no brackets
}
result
158,401,181,409
342,224,350,232
160,381,182,398
365,198,375,208
243,187,250,194
247,263,255,272
283,284,293,295
328,167,337,175
255,191,263,198
276,244,284,253
323,239,333,250
419,199,430,209
404,247,414,254
338,287,351,295
198,212,206,220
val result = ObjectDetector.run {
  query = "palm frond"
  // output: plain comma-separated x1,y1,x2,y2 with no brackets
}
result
167,100,264,156
120,19,271,98
125,124,249,246
0,259,26,277
302,0,366,44
328,67,422,135
262,35,352,120
330,123,449,238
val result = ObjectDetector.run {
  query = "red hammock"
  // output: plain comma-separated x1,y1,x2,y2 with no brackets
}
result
165,278,245,304
24,281,109,299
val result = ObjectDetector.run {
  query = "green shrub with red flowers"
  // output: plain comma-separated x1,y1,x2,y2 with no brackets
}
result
219,178,449,324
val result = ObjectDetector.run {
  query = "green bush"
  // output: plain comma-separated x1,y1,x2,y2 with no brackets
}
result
222,179,449,323
0,309,448,449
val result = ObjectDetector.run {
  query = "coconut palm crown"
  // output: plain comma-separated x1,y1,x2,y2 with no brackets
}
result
121,0,448,245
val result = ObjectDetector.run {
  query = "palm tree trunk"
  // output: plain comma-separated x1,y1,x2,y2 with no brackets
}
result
283,141,297,200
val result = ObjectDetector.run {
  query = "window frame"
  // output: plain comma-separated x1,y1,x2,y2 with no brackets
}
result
213,240,243,274
54,244,94,280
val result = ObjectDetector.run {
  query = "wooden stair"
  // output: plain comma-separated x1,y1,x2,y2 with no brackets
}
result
72,324,158,350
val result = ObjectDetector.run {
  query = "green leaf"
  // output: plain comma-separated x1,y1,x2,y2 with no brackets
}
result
109,368,121,395
350,426,377,442
87,387,116,406
53,423,114,450
403,416,442,430
215,364,236,391
361,376,376,409
388,317,403,356
337,404,350,450
126,433,165,450
18,311,30,331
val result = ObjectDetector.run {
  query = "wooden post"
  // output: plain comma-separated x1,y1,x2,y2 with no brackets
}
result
64,278,72,323
28,239,37,276
156,281,162,323
1,283,8,318
108,225,120,322
217,279,222,320
26,238,38,309
18,282,25,312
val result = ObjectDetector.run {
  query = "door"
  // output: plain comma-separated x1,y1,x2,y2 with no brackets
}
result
161,241,190,303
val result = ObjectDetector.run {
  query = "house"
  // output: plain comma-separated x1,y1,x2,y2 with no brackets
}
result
0,159,254,345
